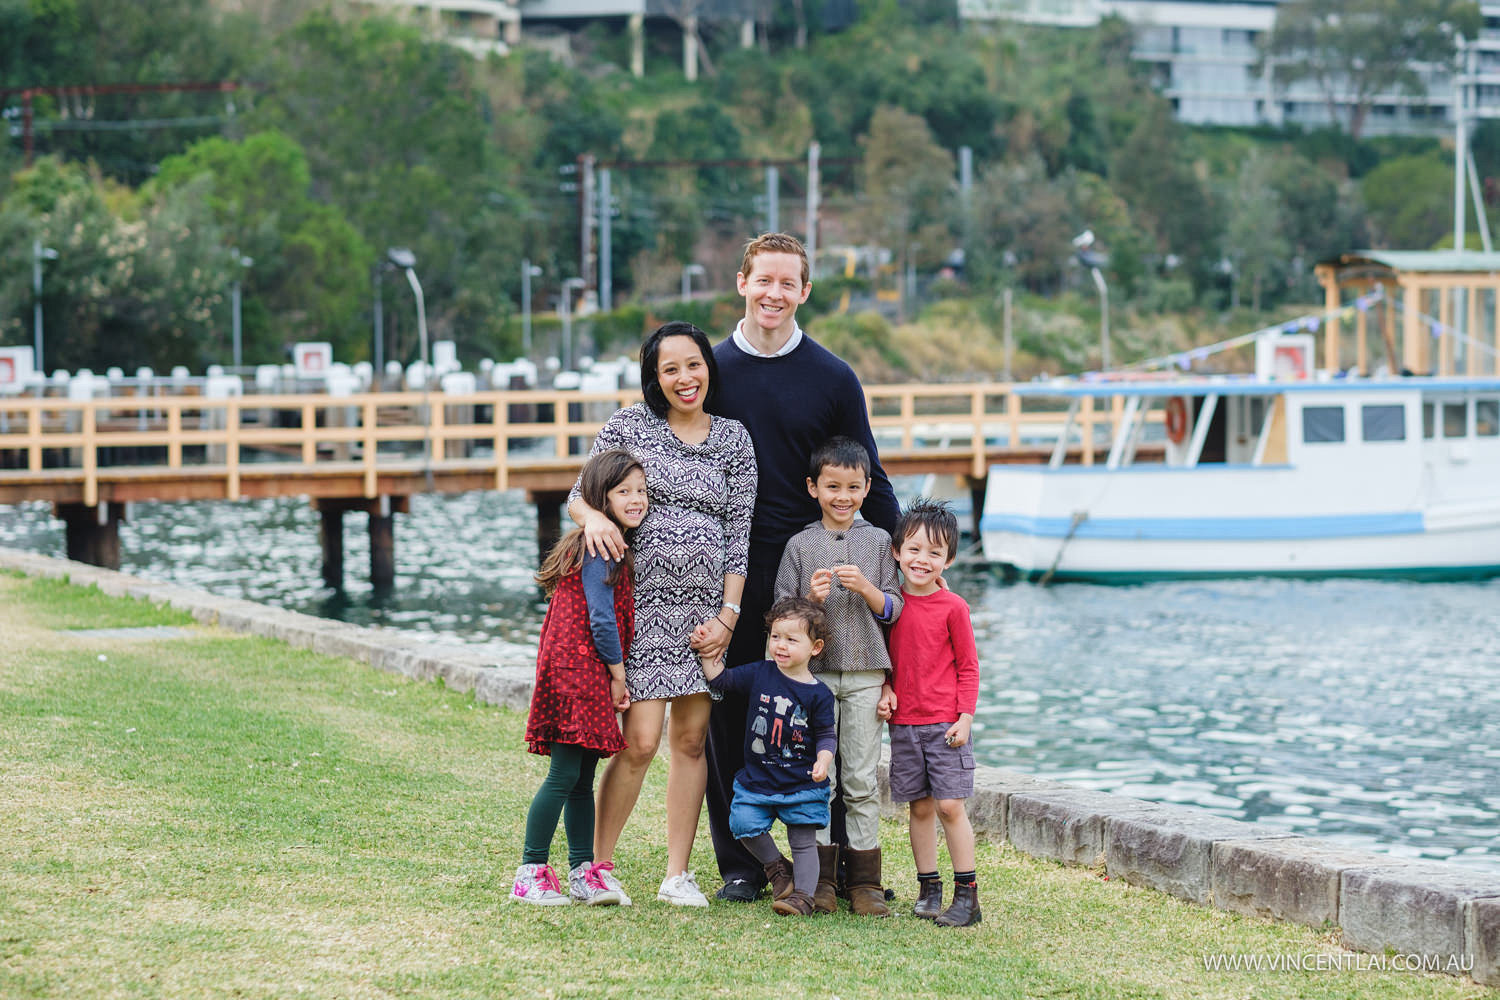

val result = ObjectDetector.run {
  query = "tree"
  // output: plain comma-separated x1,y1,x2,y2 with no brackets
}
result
1223,151,1291,311
1110,103,1221,294
966,154,1075,294
1260,0,1482,142
853,106,955,316
0,157,239,372
148,131,372,363
1362,153,1454,249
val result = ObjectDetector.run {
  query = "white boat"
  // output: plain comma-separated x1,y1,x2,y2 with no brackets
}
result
980,372,1500,583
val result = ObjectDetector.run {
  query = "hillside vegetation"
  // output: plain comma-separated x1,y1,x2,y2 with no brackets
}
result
0,0,1488,377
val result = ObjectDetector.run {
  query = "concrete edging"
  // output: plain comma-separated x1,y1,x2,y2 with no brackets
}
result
4,545,1497,986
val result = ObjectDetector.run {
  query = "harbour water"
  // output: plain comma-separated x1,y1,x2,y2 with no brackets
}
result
3,492,1497,873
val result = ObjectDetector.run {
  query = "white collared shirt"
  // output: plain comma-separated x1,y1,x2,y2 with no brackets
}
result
731,318,803,358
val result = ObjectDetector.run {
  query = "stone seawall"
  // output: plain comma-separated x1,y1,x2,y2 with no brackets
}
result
3,545,1496,986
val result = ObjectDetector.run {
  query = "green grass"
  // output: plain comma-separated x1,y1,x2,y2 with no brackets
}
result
3,571,195,631
0,573,1493,999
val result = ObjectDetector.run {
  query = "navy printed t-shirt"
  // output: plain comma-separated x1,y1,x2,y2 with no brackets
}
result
708,660,837,795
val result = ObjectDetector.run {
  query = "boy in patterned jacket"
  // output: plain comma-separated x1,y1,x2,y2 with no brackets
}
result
773,436,903,915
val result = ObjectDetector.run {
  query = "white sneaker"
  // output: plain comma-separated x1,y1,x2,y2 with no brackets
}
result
569,862,624,906
508,863,570,906
596,861,632,906
657,870,709,907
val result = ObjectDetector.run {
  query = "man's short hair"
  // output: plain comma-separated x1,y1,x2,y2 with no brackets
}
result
893,498,960,561
809,435,871,482
765,595,825,644
740,232,810,287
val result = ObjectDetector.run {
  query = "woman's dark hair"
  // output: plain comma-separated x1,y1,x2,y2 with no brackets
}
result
640,321,719,419
536,449,642,595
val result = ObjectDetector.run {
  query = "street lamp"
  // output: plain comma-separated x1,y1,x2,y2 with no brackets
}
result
1072,230,1110,372
681,263,705,301
1219,255,1239,311
32,239,58,373
230,249,254,369
560,277,586,371
521,259,543,355
388,246,433,491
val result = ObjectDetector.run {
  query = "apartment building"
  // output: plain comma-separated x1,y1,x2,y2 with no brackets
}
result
959,0,1500,136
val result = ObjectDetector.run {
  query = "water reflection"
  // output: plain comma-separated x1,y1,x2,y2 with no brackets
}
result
2,495,1496,872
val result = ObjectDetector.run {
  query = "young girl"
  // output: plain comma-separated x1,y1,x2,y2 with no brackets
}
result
512,448,647,906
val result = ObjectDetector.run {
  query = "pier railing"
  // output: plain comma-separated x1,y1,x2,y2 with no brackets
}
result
0,383,1147,506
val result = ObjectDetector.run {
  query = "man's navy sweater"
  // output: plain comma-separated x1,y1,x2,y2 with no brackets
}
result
710,334,900,552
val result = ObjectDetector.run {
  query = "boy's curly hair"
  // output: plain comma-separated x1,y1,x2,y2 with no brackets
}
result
764,595,825,645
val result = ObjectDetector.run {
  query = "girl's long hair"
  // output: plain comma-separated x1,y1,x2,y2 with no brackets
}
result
536,448,642,596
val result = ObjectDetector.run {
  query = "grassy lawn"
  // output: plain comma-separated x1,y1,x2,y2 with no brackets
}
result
0,572,1493,999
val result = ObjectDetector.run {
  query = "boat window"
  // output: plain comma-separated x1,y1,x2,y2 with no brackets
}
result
1423,402,1436,439
1443,402,1468,438
1360,404,1405,442
1477,399,1499,437
1301,406,1345,443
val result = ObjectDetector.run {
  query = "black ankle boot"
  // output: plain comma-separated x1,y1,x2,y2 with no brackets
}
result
934,883,981,927
912,879,944,919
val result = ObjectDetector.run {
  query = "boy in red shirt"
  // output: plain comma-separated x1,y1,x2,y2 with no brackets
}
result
877,499,981,927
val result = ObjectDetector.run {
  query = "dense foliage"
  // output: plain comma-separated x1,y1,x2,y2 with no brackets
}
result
0,0,1489,374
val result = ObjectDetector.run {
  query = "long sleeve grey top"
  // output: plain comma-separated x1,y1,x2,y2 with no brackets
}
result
773,518,903,674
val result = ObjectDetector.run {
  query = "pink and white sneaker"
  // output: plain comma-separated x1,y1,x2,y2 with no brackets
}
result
508,863,570,906
569,862,624,906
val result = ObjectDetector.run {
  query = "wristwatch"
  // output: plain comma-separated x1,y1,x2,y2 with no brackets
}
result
722,601,741,615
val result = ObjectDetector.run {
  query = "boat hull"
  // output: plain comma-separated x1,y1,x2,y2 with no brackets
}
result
981,466,1500,584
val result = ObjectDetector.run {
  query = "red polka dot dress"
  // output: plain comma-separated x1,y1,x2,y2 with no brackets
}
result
524,564,633,758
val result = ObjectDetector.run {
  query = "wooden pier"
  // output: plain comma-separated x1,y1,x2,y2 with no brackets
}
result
0,383,1149,585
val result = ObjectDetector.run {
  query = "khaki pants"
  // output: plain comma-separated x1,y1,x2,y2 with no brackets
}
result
815,669,886,851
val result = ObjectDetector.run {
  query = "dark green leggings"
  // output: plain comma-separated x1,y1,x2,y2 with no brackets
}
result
521,742,601,871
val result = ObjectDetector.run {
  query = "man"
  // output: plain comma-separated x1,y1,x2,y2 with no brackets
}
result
704,232,900,901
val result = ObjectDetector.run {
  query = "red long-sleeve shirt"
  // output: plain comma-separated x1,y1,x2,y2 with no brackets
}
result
888,588,980,725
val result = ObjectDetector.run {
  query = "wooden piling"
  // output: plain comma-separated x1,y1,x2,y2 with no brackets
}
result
55,502,124,570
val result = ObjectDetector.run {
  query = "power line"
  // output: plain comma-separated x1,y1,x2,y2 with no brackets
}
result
27,115,229,134
0,81,243,165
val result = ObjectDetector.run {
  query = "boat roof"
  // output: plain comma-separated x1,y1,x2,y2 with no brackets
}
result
1013,375,1500,399
1321,250,1500,274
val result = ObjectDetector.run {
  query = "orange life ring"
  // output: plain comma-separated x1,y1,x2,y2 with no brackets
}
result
1165,397,1189,444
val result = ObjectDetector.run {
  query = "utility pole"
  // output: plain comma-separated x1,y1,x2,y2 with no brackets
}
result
598,167,612,311
805,142,820,279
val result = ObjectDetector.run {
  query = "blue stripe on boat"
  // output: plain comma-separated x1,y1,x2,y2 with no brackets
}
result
978,511,1424,541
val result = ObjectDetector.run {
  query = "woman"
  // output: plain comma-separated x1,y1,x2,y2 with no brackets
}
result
567,321,756,907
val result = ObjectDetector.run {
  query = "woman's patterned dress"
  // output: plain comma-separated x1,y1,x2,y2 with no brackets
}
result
570,403,756,701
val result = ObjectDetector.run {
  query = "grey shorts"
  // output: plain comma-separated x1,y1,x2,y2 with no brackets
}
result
888,723,975,803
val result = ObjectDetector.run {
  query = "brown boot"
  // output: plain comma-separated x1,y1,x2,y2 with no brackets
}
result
934,882,982,927
762,854,794,901
772,890,816,916
843,847,891,918
812,845,839,913
912,878,944,919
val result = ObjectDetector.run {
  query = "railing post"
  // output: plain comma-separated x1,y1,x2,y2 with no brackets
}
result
363,400,378,498
82,402,98,508
1081,395,1095,467
167,404,182,469
494,390,510,492
970,388,985,479
1007,388,1021,449
27,399,42,472
226,399,241,500
301,403,316,465
429,396,446,462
